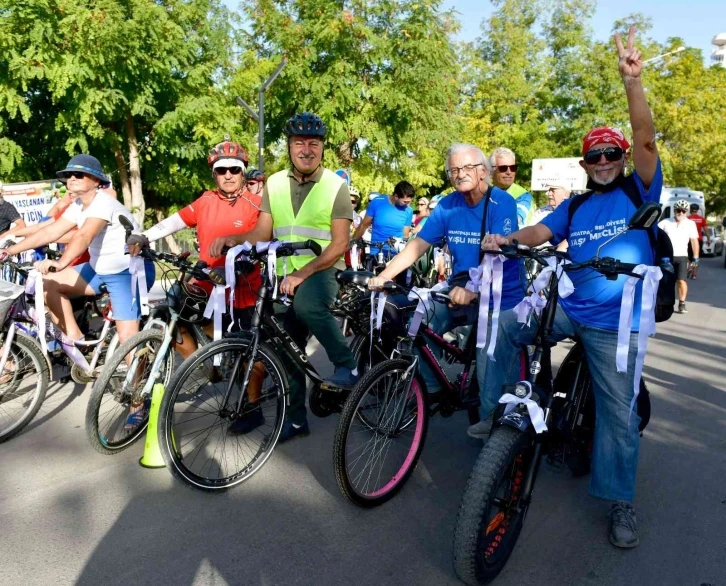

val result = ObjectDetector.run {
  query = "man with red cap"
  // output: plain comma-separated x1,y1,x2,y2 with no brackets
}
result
481,27,662,549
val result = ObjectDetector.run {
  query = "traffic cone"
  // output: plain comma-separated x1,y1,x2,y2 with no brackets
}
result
139,383,166,469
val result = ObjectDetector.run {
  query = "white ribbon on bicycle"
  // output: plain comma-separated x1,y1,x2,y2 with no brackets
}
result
350,243,359,271
499,381,548,434
466,255,505,359
255,240,284,300
129,256,149,316
616,264,662,422
26,270,48,355
406,282,447,338
513,257,574,327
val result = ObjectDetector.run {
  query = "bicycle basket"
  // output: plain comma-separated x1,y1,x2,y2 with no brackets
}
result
166,280,210,324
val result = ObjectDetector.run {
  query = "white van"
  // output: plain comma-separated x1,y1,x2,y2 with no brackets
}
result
659,187,706,220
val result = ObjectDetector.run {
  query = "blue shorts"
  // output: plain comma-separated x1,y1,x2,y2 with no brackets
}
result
73,262,156,321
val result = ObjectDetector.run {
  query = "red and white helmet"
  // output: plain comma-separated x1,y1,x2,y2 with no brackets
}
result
207,136,249,169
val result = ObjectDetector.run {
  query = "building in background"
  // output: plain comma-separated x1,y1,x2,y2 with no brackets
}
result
712,33,726,67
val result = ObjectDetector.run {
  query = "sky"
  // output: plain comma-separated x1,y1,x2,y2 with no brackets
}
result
441,0,725,63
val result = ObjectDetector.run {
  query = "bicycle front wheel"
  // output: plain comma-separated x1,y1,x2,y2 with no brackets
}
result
85,329,173,455
0,333,50,443
158,337,287,492
333,358,428,507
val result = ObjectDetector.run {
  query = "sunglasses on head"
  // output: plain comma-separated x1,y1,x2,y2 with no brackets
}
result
496,164,518,173
214,166,243,175
584,147,625,165
61,171,88,180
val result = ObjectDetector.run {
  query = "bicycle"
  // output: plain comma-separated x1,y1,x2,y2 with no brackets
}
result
331,277,526,507
0,275,50,443
452,202,660,585
156,239,393,491
84,244,220,455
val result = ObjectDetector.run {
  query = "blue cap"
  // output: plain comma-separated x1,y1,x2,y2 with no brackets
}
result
57,154,108,184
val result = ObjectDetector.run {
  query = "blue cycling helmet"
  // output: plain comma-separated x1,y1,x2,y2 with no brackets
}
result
283,112,327,138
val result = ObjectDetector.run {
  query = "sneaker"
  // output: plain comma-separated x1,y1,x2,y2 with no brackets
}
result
277,418,310,443
677,302,687,314
322,366,360,390
228,406,265,435
609,501,639,548
467,417,493,439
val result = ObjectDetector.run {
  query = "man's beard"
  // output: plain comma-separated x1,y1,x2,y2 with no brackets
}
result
586,171,626,193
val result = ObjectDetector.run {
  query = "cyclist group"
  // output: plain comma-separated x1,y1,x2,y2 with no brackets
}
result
3,27,661,551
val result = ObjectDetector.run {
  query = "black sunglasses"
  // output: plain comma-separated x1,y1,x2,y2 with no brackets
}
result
675,209,687,215
584,147,625,165
61,171,89,180
214,166,244,175
496,164,518,173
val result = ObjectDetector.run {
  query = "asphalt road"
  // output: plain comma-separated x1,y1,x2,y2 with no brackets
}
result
1,257,725,586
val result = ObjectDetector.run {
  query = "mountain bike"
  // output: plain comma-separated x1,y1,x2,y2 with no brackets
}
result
331,276,528,507
85,247,218,455
452,202,660,584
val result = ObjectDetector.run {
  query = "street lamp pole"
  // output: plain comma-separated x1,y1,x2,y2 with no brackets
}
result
236,58,288,173
643,46,686,65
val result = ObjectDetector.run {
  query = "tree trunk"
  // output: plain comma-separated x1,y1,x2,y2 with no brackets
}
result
113,148,132,209
154,208,181,254
125,113,145,226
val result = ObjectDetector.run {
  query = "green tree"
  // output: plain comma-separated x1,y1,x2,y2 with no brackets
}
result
237,0,463,197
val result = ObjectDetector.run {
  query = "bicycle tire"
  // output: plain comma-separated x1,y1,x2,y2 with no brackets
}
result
0,333,50,443
85,329,173,455
453,426,534,585
333,358,429,507
158,337,287,492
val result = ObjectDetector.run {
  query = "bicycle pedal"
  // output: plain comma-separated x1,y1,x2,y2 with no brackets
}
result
319,382,345,392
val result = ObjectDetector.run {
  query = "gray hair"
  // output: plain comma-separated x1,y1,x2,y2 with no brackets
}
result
445,143,492,175
490,147,516,167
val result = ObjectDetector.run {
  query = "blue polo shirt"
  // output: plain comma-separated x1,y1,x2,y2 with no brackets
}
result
418,188,524,310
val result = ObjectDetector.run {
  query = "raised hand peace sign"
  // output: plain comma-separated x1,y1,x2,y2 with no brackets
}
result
614,26,642,80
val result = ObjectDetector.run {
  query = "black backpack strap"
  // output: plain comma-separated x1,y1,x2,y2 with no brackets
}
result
566,190,594,228
619,175,658,253
477,185,494,263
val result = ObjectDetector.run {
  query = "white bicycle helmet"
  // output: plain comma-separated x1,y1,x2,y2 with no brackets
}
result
674,199,689,212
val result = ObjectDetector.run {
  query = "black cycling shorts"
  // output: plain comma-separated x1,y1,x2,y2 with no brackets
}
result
672,256,689,281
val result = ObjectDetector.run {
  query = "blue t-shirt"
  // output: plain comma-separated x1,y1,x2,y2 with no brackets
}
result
367,196,413,253
541,161,664,331
418,188,524,310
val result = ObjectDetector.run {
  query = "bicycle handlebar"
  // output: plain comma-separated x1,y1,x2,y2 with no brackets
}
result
220,239,323,262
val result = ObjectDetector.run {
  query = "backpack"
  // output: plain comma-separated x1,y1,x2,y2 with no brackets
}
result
567,176,676,322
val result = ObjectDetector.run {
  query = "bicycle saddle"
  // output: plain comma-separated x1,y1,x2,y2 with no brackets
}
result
336,269,375,287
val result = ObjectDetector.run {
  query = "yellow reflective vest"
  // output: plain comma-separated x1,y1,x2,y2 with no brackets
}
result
267,168,344,272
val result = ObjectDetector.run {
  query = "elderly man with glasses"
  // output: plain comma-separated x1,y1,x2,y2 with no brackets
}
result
481,27,663,550
368,142,523,433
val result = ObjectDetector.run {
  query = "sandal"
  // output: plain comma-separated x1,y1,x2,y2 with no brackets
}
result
124,400,150,430
0,360,17,386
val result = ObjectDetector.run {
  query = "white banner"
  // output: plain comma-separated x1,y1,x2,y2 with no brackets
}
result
1,180,56,225
530,158,588,192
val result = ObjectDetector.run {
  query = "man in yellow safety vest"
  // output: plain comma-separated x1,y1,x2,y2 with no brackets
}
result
211,112,357,442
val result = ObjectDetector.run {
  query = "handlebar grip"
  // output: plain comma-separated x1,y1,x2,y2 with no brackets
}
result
179,251,191,260
381,282,398,292
48,267,57,273
288,240,322,256
220,246,230,256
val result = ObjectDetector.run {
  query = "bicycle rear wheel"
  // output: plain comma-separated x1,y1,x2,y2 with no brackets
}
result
158,337,287,492
0,333,49,443
85,329,173,455
333,358,428,507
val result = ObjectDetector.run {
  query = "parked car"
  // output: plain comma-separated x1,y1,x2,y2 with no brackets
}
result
702,226,724,257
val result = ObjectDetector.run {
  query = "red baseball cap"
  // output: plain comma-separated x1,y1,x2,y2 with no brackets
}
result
582,127,631,156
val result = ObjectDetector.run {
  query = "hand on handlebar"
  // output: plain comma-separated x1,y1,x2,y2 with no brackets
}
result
448,286,478,306
126,233,149,257
210,236,239,258
481,234,510,251
367,275,393,291
34,259,64,275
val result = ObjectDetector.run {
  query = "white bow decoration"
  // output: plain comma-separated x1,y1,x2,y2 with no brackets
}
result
466,255,505,359
407,282,447,338
616,264,662,422
512,256,574,327
129,256,150,316
499,381,548,434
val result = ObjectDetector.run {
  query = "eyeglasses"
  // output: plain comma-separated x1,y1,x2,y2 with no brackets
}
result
418,203,428,207
583,147,624,165
61,171,88,180
214,166,244,175
446,163,484,178
495,164,518,173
